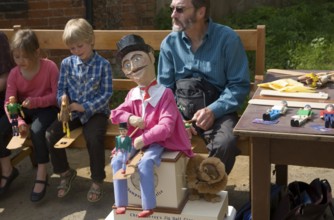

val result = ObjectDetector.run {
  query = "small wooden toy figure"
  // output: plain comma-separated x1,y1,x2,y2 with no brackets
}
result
291,104,313,127
320,104,334,128
57,94,72,137
115,122,132,174
6,96,25,136
263,100,288,121
298,72,334,88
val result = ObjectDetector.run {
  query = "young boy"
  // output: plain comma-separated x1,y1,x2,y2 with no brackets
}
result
46,18,113,202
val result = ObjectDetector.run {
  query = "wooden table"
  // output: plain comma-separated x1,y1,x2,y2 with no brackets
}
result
234,71,334,220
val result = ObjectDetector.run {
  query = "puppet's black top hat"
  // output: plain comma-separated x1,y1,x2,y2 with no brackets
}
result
116,34,153,62
119,122,128,130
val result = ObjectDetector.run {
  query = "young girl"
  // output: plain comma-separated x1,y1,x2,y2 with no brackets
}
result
0,29,59,202
0,31,15,195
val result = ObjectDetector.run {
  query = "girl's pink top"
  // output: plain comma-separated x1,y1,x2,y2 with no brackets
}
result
5,58,59,125
110,84,193,157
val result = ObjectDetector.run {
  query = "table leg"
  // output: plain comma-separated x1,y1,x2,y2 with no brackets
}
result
275,164,288,185
251,137,271,220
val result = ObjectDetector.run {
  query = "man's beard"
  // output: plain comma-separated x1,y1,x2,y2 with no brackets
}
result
172,16,196,32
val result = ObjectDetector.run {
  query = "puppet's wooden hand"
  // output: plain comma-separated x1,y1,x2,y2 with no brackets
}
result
134,136,144,150
129,115,145,129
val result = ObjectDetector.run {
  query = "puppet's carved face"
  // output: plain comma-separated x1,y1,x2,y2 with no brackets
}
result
121,51,155,87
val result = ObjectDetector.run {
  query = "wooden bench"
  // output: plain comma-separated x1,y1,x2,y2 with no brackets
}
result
1,25,265,163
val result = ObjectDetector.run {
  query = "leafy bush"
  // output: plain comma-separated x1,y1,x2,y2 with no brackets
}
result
222,0,334,70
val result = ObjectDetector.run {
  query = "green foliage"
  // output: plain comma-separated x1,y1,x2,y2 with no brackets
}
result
288,37,334,69
222,0,334,70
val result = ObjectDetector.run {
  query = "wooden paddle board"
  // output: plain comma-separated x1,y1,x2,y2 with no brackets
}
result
54,127,83,148
113,151,144,180
6,135,27,150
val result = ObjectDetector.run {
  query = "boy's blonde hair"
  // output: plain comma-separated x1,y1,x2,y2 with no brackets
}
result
11,29,40,59
62,18,94,46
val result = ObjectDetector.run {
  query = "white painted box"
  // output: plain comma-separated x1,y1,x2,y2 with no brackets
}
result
127,151,188,210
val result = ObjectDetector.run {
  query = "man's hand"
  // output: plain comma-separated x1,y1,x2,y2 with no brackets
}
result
192,107,215,130
134,136,144,150
128,116,145,129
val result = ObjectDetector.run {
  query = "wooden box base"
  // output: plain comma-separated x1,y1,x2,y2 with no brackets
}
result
127,151,188,209
107,191,232,220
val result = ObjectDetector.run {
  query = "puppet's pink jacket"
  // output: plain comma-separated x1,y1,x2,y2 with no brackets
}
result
110,85,193,158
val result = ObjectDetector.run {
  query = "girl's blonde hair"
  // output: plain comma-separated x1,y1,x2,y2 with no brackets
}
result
11,29,40,59
62,18,94,46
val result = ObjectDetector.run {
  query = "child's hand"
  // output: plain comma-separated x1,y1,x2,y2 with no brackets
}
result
69,103,85,112
22,98,31,108
19,124,28,138
134,136,144,150
128,116,145,129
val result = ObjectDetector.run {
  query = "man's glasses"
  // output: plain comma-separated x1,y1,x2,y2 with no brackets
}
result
170,6,193,14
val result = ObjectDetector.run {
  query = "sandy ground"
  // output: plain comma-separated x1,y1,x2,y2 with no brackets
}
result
1,148,334,220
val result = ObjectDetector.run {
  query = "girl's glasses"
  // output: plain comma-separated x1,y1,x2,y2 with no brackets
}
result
170,6,193,14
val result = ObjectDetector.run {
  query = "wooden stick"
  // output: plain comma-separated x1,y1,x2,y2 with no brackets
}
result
260,90,329,100
249,99,333,109
129,127,139,138
267,69,331,76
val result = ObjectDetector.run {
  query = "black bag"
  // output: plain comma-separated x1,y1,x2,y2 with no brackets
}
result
175,77,219,120
236,184,289,220
283,178,334,220
236,179,334,220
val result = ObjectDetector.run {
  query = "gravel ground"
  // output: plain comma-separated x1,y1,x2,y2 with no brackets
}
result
1,149,334,220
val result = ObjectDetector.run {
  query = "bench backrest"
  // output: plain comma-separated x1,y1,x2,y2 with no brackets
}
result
1,25,265,91
1,25,265,154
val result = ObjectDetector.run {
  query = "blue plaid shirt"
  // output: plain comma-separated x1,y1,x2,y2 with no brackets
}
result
57,51,113,124
158,19,250,119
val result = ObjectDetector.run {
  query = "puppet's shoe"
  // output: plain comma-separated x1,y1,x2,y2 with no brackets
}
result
121,169,126,174
116,207,126,214
138,210,154,218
